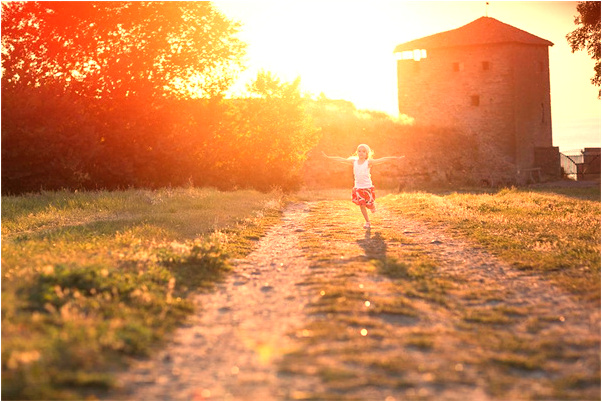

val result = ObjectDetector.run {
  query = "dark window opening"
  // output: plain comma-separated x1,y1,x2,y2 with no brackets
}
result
471,95,480,106
541,103,545,123
482,61,490,71
453,62,460,72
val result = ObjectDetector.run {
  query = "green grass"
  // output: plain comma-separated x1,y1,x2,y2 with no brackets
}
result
379,186,601,301
1,187,283,400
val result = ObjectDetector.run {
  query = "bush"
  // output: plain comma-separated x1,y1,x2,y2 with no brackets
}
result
2,73,320,194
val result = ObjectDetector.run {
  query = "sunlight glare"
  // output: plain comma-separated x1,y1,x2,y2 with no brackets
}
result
216,0,601,148
216,1,425,114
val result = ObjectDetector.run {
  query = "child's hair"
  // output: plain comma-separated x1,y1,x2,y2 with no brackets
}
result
352,143,374,159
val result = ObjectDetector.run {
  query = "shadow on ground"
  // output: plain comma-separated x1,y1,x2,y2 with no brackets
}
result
356,230,387,262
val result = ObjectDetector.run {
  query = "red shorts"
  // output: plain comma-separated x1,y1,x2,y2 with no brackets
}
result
352,187,376,210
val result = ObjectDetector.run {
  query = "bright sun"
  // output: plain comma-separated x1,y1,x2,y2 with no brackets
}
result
215,1,423,114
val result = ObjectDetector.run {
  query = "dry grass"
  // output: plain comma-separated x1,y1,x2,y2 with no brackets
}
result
4,184,598,400
281,186,600,400
379,186,601,301
1,187,283,400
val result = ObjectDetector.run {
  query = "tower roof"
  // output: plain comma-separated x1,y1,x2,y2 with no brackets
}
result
394,16,554,52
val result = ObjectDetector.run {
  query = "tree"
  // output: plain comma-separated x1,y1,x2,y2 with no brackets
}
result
1,1,246,99
221,71,321,191
1,85,99,193
566,1,601,98
1,1,248,194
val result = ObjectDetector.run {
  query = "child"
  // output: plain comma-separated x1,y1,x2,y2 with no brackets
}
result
322,144,404,229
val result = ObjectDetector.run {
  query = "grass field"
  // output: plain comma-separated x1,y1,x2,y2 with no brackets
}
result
1,188,284,400
2,184,600,400
379,186,601,301
285,184,600,400
296,184,600,301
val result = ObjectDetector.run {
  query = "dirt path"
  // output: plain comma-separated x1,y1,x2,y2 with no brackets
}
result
109,203,317,400
109,200,600,401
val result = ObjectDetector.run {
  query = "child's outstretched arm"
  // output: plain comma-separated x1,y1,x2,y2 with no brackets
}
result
370,155,405,166
322,151,354,165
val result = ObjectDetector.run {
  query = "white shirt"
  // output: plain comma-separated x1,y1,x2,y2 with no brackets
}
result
353,159,373,188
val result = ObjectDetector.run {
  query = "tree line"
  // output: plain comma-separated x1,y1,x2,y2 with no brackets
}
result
4,2,596,195
2,70,319,194
1,2,319,194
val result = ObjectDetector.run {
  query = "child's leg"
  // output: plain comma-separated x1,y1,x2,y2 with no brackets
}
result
367,187,376,212
353,188,371,226
359,205,370,223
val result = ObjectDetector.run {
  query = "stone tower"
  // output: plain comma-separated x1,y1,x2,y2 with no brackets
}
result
394,17,560,181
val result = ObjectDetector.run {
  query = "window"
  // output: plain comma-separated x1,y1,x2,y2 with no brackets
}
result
453,62,464,72
398,49,427,61
471,95,480,106
482,61,490,71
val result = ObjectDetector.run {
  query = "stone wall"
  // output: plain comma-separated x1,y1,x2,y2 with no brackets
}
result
510,44,553,169
534,146,561,179
397,42,554,180
583,148,601,174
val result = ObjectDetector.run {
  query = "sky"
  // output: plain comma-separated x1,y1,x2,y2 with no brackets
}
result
213,0,600,153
